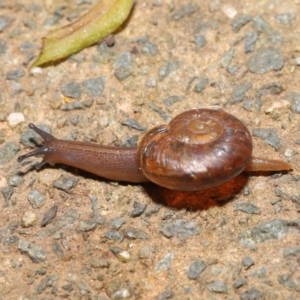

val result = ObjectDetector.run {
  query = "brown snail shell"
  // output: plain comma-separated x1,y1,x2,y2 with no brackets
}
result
138,109,252,191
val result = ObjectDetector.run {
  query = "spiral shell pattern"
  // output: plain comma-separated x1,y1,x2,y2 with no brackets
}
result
138,109,253,191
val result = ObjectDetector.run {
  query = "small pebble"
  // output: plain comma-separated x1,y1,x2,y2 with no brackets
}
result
233,278,247,289
141,42,158,55
7,112,25,127
245,31,259,53
77,219,97,232
3,235,19,245
82,76,106,98
113,52,134,81
109,217,126,230
122,119,146,131
0,15,14,32
231,14,251,32
159,61,180,80
207,281,228,293
105,230,124,242
28,189,46,208
145,77,157,87
90,259,110,269
284,148,295,158
53,176,79,191
111,288,131,300
252,128,282,150
6,69,25,80
0,38,7,54
163,95,184,106
221,4,237,18
261,83,282,99
278,274,297,290
239,219,300,247
131,201,147,217
1,186,13,205
8,175,24,187
110,246,131,263
247,48,284,74
194,35,206,48
155,252,174,271
240,287,263,300
41,205,58,227
234,202,260,214
284,246,300,258
187,259,206,279
18,240,48,263
138,246,156,259
221,48,234,68
156,290,175,300
160,219,200,241
0,142,20,165
172,3,199,20
275,12,295,25
242,257,255,269
194,77,208,93
123,227,150,240
231,83,252,104
23,17,37,30
253,16,272,33
264,100,289,113
295,57,300,66
21,211,37,228
61,81,81,99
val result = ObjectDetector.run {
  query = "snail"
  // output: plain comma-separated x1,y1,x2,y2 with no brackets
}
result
18,109,292,191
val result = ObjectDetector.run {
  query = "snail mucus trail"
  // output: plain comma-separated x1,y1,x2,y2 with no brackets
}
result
18,109,292,191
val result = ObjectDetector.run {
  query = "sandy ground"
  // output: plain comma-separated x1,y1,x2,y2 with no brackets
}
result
1,0,300,299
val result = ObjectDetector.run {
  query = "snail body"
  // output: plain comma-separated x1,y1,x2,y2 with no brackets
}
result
18,109,292,191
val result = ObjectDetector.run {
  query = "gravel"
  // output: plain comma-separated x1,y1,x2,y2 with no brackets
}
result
0,15,14,32
194,77,208,93
123,226,150,240
239,219,300,247
130,201,147,217
113,52,134,81
242,257,255,269
61,81,81,99
21,211,37,228
82,76,106,98
230,83,252,104
1,185,13,205
187,259,207,279
194,35,206,48
231,14,252,32
141,42,158,55
28,189,46,208
240,287,263,300
207,281,228,293
247,47,284,74
77,218,98,232
6,69,25,80
155,252,174,272
121,118,147,131
53,176,79,191
18,239,48,263
158,60,180,79
234,202,260,214
160,219,200,241
245,31,259,53
41,205,58,227
105,230,124,242
252,128,282,150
